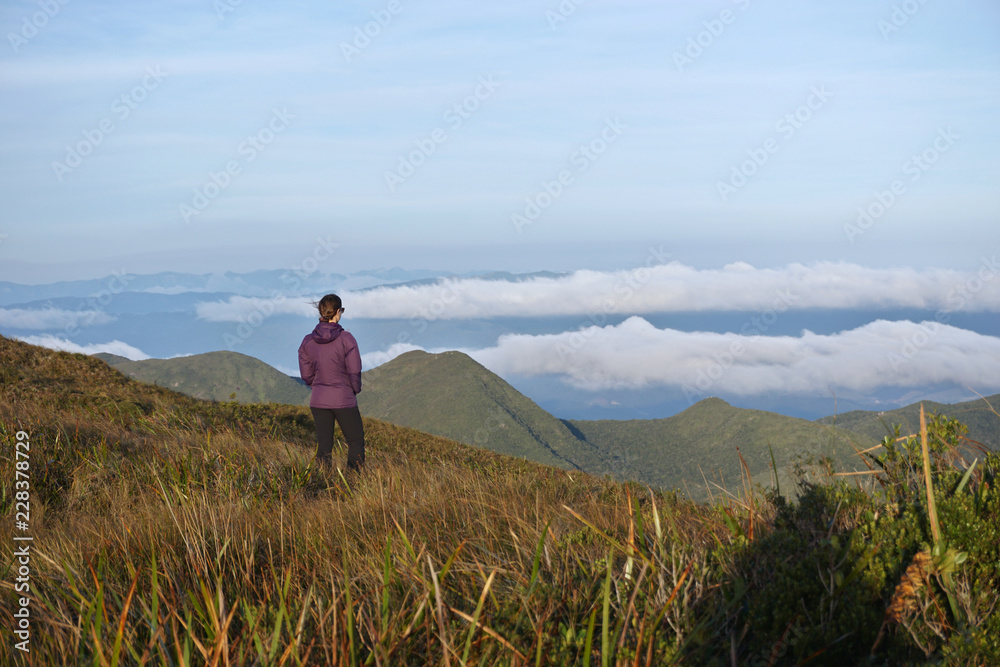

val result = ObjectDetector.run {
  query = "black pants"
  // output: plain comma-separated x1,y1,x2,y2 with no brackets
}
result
310,406,366,472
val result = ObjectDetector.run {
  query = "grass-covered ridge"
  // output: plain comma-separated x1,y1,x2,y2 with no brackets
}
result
816,393,1000,451
358,349,866,499
100,346,999,503
358,348,614,472
1,334,999,664
564,396,863,496
107,350,312,406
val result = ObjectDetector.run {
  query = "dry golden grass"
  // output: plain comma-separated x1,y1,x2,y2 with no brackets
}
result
3,336,998,665
1,337,732,665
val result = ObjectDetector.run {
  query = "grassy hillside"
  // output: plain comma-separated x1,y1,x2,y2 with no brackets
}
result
108,350,311,405
97,346,997,505
358,349,613,472
361,352,862,499
2,334,999,664
817,393,1000,451
567,397,863,498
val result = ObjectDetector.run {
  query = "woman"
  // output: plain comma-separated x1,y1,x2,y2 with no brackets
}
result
298,293,365,473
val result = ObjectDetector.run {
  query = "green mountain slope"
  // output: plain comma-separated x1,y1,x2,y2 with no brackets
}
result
566,397,863,497
358,350,613,472
360,351,867,498
107,351,311,405
817,393,1000,450
87,344,998,500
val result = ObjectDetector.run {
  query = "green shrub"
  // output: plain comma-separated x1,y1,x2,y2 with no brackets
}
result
737,411,998,663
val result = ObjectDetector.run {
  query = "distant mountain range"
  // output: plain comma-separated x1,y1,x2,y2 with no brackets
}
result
90,347,1000,499
0,267,561,306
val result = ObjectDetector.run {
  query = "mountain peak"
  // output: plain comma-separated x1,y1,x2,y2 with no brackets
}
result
690,397,732,410
359,348,609,472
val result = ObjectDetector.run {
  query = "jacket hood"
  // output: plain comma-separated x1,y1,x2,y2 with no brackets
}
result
310,322,344,344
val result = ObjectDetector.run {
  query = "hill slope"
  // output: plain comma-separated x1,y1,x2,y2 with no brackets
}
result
107,350,311,405
3,334,996,663
817,393,1000,450
361,351,866,498
86,344,994,499
358,349,613,472
567,397,862,496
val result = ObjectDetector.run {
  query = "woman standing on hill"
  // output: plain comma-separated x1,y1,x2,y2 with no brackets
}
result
298,294,366,474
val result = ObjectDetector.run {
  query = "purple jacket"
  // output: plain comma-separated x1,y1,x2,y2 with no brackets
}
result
298,322,362,409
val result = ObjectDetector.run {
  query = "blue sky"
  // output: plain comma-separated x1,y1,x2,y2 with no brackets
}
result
1,0,998,281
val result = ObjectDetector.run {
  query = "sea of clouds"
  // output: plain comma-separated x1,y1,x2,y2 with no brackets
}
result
192,261,1000,322
465,317,1000,396
5,261,1000,404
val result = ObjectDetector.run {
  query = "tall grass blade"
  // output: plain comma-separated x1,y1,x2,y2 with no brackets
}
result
919,404,941,544
529,521,551,589
768,444,780,496
954,458,978,496
582,607,598,667
428,555,452,667
460,570,496,665
382,534,393,635
344,553,358,667
602,552,612,667
110,567,140,667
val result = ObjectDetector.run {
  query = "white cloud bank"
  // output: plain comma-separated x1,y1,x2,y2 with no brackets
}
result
15,335,150,360
194,260,1000,322
457,317,1000,396
0,307,114,330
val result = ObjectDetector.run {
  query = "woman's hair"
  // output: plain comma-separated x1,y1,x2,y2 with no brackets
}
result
316,293,342,322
